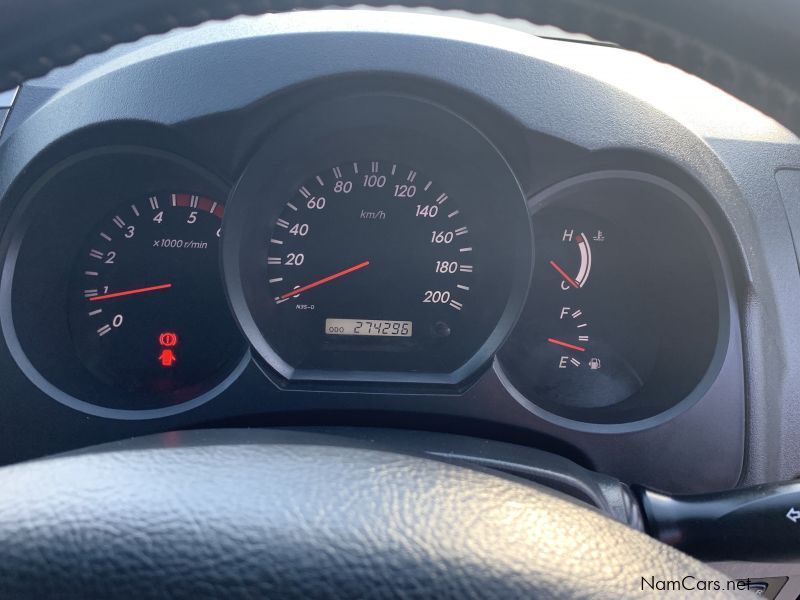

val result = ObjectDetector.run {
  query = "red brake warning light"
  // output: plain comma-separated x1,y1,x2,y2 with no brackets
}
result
158,331,178,367
159,332,178,347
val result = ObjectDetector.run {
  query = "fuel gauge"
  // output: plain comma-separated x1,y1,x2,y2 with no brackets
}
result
497,171,722,428
499,208,661,416
509,278,645,412
537,300,645,409
546,305,591,369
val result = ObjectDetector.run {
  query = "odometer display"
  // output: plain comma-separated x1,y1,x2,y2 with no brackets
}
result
326,319,413,337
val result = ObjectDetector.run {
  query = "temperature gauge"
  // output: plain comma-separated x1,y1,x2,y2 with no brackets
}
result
498,207,654,416
498,171,723,428
549,229,593,290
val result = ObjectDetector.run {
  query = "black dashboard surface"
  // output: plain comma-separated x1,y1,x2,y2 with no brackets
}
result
0,9,797,495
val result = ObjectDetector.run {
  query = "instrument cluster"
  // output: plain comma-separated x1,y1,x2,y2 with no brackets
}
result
0,91,731,430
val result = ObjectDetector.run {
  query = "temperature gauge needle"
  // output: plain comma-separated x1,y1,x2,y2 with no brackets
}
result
88,283,172,302
280,260,370,300
547,338,586,352
549,260,579,289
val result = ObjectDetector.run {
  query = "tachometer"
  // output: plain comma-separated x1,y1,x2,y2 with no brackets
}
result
2,148,249,418
68,192,244,405
223,94,532,385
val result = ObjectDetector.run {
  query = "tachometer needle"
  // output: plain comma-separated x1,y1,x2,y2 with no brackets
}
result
88,283,173,302
547,338,586,352
549,260,579,289
280,260,370,300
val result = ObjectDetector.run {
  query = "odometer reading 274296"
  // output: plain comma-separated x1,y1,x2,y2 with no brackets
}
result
223,95,532,385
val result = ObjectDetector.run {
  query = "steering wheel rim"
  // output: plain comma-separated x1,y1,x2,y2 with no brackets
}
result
0,0,799,134
0,429,739,599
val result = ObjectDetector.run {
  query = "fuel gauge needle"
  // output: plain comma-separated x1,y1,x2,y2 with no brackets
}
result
279,260,370,300
547,338,586,352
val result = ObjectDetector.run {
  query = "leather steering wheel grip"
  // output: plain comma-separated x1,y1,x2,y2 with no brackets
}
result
0,430,737,599
0,0,799,134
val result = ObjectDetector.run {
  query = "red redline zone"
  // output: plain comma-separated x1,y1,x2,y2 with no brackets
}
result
172,193,224,218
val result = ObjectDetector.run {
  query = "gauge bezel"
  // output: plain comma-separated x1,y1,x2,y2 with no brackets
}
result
223,93,533,387
495,170,733,433
0,146,249,420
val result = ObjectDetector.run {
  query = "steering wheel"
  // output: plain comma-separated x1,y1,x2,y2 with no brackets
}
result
0,1,791,598
2,0,799,134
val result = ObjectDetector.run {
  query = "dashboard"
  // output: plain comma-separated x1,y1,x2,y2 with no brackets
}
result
0,9,797,495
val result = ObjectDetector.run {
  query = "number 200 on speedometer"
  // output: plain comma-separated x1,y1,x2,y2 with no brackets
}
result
223,98,532,385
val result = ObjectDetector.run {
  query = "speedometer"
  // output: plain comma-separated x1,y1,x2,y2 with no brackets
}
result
268,160,473,317
223,94,532,385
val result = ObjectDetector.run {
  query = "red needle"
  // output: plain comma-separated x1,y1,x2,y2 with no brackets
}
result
547,338,586,352
549,260,579,289
89,283,172,302
280,260,370,300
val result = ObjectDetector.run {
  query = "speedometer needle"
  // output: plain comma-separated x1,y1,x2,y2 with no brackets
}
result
89,283,172,302
280,260,370,300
